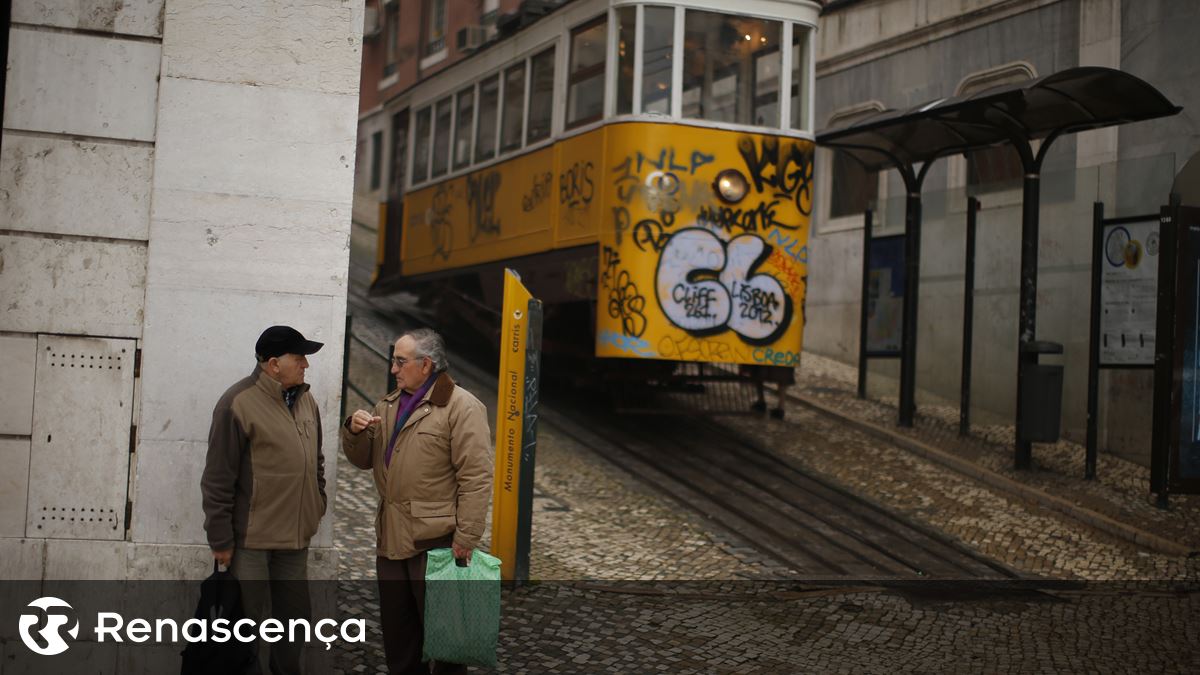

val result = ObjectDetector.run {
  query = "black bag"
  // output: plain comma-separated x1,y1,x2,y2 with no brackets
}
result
180,561,258,674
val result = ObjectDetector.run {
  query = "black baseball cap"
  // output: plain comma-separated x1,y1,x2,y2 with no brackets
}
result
255,325,324,360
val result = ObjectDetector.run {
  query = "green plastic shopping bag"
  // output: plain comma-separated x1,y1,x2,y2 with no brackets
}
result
422,548,502,668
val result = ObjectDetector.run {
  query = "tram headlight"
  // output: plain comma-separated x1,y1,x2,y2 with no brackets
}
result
713,169,749,204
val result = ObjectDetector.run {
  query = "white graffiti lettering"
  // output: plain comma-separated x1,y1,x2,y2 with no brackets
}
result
656,229,792,343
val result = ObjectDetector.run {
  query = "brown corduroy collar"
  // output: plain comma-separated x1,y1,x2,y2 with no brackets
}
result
383,371,455,406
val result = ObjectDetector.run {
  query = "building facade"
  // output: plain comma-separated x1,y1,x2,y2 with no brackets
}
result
352,0,524,265
805,0,1199,464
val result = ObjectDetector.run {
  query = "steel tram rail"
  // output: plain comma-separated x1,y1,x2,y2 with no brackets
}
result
345,268,1023,581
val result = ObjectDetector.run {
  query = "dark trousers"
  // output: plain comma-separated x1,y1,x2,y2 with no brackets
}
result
377,554,468,675
231,548,311,675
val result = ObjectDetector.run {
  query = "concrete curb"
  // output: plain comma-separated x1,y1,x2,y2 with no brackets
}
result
788,392,1197,559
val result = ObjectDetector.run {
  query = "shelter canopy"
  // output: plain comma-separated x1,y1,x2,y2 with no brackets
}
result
817,67,1182,173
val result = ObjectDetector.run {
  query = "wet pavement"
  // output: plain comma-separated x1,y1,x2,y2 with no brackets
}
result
329,309,1199,673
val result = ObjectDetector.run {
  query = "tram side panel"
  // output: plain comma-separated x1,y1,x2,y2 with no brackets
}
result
553,129,606,248
597,123,812,368
393,121,813,371
403,144,559,278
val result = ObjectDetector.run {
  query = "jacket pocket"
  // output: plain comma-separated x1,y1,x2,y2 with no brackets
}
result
246,473,300,548
408,499,456,542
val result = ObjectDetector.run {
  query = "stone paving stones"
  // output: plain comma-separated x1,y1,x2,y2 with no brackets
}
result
331,315,1198,673
794,352,1200,551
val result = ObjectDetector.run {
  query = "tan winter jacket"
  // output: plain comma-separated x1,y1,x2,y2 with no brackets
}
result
202,367,327,551
341,372,492,561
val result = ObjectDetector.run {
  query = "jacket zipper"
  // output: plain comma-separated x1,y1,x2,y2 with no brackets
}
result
286,395,308,548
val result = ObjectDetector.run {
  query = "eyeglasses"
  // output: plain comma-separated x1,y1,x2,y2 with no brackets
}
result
392,355,427,368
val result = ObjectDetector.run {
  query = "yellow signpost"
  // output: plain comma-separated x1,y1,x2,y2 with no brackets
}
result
491,269,542,582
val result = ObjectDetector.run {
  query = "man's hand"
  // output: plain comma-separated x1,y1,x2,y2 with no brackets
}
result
452,542,473,565
348,409,382,434
212,548,233,568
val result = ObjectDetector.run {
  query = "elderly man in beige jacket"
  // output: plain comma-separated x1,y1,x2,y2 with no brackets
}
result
342,328,492,675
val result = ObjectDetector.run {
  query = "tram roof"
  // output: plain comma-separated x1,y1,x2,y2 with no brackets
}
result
816,67,1182,173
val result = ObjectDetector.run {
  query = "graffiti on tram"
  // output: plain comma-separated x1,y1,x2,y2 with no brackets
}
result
597,128,813,365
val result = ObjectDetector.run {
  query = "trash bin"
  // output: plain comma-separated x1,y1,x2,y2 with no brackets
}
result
1018,340,1064,443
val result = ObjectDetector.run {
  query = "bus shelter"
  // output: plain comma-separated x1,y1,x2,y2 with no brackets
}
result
816,66,1180,470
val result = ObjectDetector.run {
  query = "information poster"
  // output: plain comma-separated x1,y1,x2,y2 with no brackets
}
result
866,235,905,354
1099,220,1159,365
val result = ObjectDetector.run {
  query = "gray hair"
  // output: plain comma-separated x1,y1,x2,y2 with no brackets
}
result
404,328,449,373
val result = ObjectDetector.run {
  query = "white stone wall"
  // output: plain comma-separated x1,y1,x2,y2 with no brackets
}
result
0,0,361,580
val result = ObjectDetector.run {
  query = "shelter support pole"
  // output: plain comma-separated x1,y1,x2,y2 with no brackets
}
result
899,191,922,427
858,208,873,399
1086,202,1104,479
960,197,979,436
1014,171,1041,470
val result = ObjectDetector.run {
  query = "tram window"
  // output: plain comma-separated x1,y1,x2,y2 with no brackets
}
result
790,26,810,131
431,97,452,178
527,48,555,144
682,11,781,127
453,87,474,170
389,109,408,200
500,62,526,153
567,16,607,128
615,7,635,115
413,107,431,184
641,6,674,115
475,75,499,163
753,47,780,127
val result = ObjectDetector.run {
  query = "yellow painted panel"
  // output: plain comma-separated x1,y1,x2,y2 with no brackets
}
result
492,269,532,582
553,129,606,245
402,146,556,276
596,122,813,368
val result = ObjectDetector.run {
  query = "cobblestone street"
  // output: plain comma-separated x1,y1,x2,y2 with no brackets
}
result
329,320,1199,673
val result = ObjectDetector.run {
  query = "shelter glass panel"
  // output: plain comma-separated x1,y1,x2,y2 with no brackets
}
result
475,75,500,163
527,48,555,144
615,7,635,115
432,96,452,177
967,144,1023,192
413,107,431,183
682,11,781,127
830,151,876,218
567,16,607,128
641,6,674,115
453,87,474,170
501,62,526,153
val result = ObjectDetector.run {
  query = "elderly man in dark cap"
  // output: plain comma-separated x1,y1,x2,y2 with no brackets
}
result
201,325,328,675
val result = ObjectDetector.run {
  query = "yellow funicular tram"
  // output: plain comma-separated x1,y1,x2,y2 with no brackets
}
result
377,0,820,408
